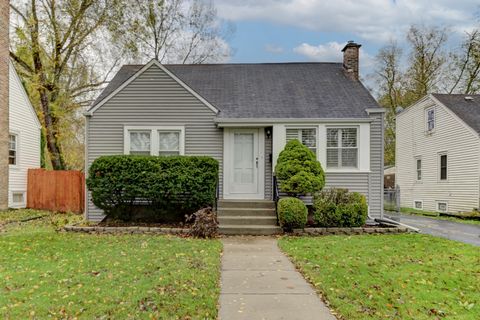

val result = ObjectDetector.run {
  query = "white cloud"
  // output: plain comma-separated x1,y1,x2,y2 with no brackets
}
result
293,42,344,62
293,41,375,76
216,0,479,43
264,44,284,54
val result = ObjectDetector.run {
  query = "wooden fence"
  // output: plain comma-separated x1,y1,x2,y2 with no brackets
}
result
27,169,85,213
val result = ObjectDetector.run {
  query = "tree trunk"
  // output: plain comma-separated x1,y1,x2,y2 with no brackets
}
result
38,88,65,170
0,0,9,210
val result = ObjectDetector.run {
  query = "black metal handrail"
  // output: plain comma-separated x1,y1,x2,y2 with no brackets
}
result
214,179,220,212
273,175,280,224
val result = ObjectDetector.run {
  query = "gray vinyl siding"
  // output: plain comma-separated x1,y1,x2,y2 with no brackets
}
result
325,173,369,195
264,127,273,200
368,113,384,217
86,64,222,221
323,114,383,218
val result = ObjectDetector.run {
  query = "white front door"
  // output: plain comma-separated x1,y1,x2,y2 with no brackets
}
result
224,128,264,199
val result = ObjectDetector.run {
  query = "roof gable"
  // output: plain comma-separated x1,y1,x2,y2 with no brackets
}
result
9,61,41,129
431,93,480,135
86,60,219,115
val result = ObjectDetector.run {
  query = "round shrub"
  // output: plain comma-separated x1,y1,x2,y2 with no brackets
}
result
313,188,368,227
86,155,219,221
278,197,308,230
275,139,325,195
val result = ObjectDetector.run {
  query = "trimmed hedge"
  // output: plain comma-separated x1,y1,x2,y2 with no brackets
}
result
275,139,325,195
86,155,219,221
278,197,308,230
313,188,368,227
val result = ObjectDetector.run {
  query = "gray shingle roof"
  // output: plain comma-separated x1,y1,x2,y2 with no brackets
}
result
432,93,480,134
90,62,379,118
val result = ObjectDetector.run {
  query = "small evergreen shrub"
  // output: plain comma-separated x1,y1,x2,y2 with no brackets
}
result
86,155,218,221
275,139,325,195
313,188,368,227
278,197,308,230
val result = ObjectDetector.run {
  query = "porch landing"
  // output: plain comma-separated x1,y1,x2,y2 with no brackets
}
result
217,200,282,235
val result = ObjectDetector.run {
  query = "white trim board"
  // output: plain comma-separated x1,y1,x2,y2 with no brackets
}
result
86,59,219,115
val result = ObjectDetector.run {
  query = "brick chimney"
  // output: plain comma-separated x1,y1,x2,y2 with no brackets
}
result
0,0,9,210
342,41,361,81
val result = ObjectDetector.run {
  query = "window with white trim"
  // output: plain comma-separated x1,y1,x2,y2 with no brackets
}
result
414,200,423,210
129,131,151,155
426,107,435,132
416,158,422,181
326,128,358,168
9,134,17,165
286,128,317,155
436,201,448,213
439,153,447,181
125,126,184,156
12,192,25,205
158,131,181,156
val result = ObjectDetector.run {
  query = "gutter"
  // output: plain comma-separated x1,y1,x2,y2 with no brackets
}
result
370,214,420,232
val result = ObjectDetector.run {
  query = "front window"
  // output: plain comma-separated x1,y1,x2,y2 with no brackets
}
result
125,126,185,156
439,154,447,180
9,134,17,165
426,108,435,131
129,131,151,155
414,201,423,210
158,131,180,156
286,128,317,155
326,128,358,168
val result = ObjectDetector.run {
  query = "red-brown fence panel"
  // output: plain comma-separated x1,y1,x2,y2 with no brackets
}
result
27,169,84,213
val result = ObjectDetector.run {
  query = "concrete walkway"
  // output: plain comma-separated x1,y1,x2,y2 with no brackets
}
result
386,212,480,246
219,237,336,320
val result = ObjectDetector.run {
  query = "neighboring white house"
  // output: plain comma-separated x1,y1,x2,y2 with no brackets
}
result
396,93,480,214
8,61,41,208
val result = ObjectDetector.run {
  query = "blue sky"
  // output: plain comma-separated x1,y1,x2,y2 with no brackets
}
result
216,0,479,79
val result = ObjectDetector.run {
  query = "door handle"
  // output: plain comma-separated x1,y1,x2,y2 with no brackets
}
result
256,157,259,168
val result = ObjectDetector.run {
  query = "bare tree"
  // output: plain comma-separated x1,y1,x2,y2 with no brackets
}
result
373,41,404,166
10,0,123,169
448,29,480,94
405,25,447,104
118,0,233,63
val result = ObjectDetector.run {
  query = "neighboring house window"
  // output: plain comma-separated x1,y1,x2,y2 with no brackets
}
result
129,131,151,155
326,128,358,168
9,134,17,165
12,192,25,206
439,154,447,180
416,158,422,181
426,108,435,132
286,128,317,155
436,201,448,213
124,126,185,156
414,200,423,210
158,131,181,156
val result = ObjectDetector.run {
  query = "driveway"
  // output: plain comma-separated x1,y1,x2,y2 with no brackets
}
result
386,212,480,246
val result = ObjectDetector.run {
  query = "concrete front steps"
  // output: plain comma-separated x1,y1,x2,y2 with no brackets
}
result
217,200,282,235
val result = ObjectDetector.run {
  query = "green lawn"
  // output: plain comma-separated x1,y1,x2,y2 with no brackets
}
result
399,207,480,226
0,209,49,225
279,234,480,320
0,210,222,319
